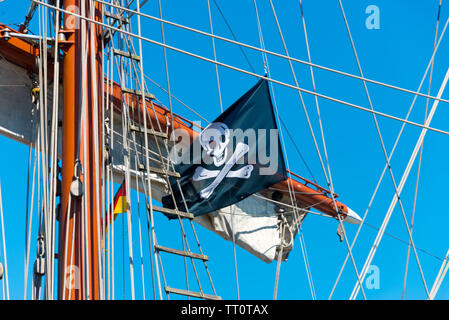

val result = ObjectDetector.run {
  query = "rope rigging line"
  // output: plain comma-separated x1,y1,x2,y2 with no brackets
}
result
0,181,9,300
116,18,136,301
48,0,62,299
144,74,211,125
37,4,49,299
207,0,224,113
32,105,42,300
23,86,42,299
36,1,62,299
212,0,256,74
90,0,106,299
101,25,107,299
403,0,443,300
104,42,117,300
23,133,38,299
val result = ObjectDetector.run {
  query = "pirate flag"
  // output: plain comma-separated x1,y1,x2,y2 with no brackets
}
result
162,78,287,217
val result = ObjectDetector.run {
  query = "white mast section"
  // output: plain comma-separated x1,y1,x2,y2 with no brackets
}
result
429,248,449,299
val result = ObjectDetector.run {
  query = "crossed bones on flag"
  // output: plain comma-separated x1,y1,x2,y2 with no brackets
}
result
193,142,254,199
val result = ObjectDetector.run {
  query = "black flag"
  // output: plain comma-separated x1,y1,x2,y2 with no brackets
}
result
162,79,287,216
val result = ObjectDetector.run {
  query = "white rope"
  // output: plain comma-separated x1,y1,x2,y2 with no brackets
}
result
88,0,105,299
207,0,223,113
80,0,91,297
37,3,53,299
110,1,137,300
133,0,163,298
0,180,9,300
46,0,61,299
403,0,442,299
61,193,72,300
230,204,240,299
107,45,116,300
101,18,107,298
67,195,77,300
24,138,38,299
32,110,42,300
298,228,316,299
273,222,284,300
120,43,136,302
111,3,141,299
133,157,146,300
22,158,33,297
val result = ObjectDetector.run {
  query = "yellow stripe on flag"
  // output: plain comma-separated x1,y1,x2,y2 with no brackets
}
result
113,195,127,215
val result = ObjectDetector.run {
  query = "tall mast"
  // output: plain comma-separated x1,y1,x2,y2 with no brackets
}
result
58,0,103,300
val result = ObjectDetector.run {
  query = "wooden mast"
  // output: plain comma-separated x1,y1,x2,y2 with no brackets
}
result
58,0,103,300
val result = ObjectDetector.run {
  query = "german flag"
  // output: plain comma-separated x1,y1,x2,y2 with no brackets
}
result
112,179,128,217
104,180,127,237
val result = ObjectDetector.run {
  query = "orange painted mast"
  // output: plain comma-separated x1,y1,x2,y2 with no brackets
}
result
58,0,103,299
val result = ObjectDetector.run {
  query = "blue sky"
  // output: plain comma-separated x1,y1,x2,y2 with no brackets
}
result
1,0,449,300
